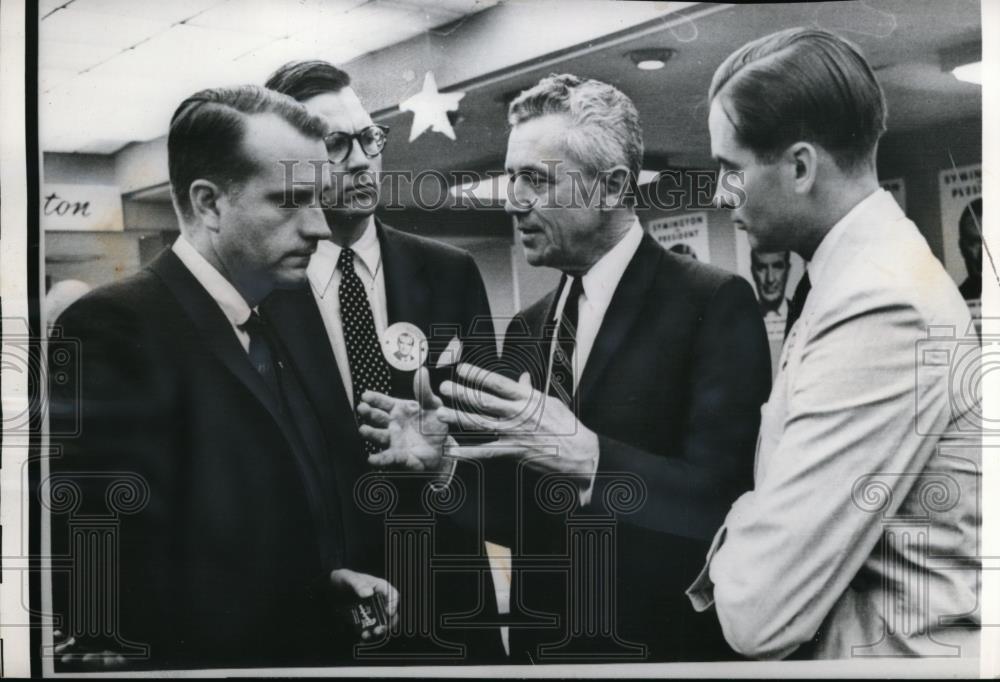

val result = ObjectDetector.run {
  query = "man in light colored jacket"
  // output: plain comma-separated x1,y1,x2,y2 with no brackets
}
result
687,27,981,660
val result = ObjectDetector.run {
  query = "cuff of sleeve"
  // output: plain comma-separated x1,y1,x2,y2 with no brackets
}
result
685,524,727,612
434,437,460,489
577,444,600,507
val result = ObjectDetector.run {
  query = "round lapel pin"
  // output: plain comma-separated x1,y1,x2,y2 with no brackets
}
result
382,321,428,372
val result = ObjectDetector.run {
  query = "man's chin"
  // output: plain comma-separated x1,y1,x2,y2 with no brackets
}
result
272,269,310,290
523,249,549,268
323,205,378,223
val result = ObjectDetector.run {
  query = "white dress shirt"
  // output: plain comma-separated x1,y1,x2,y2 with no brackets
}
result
549,218,644,503
172,235,253,352
306,216,387,406
549,218,644,393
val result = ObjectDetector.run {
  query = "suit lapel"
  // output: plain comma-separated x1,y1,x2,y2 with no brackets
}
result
150,251,281,412
378,221,433,396
379,221,430,330
148,250,313,448
576,233,662,405
261,287,356,441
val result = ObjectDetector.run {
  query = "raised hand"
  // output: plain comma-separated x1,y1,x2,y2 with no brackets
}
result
436,363,599,479
357,367,450,473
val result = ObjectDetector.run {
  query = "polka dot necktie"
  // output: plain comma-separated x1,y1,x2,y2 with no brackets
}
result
338,247,392,455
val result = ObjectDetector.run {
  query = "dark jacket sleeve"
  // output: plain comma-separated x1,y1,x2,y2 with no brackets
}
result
591,275,771,542
48,294,179,658
435,252,502,547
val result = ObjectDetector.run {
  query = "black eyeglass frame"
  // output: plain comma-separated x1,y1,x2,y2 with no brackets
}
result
322,124,389,163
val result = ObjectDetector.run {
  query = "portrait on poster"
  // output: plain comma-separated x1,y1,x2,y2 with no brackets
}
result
938,163,982,327
733,227,806,342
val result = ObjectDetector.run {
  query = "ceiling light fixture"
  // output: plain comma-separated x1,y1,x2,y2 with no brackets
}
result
951,61,981,85
627,48,674,71
940,42,981,86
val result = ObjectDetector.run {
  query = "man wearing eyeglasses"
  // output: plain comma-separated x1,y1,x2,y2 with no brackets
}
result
262,61,503,663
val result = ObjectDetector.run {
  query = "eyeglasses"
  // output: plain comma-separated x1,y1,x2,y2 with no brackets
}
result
323,125,389,163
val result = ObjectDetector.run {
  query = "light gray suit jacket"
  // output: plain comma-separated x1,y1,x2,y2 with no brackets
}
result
688,189,980,659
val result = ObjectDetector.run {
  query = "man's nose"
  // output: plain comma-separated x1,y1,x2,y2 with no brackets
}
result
505,179,534,216
712,182,735,210
301,205,331,240
345,137,373,172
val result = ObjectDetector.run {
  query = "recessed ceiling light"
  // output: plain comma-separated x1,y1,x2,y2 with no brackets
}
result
951,61,981,85
628,48,674,71
939,42,981,85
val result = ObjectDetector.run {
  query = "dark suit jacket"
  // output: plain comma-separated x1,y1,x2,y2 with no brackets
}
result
262,221,504,663
498,233,772,663
48,249,350,670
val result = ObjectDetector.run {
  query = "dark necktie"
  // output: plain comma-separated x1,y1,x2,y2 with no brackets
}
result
784,272,812,340
240,310,281,400
549,276,584,406
338,247,392,455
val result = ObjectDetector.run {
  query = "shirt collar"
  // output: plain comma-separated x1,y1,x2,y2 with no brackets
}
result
578,217,644,308
807,188,899,285
307,215,380,298
172,234,253,327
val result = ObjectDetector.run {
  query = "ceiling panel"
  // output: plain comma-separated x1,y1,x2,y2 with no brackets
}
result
70,0,229,24
38,0,502,152
187,0,367,38
38,0,981,158
39,6,167,47
38,40,121,73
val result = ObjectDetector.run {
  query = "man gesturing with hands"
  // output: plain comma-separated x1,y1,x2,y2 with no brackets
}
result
359,73,771,663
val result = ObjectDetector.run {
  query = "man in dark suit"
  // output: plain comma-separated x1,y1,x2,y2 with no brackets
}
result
360,73,772,662
48,85,397,671
261,61,503,663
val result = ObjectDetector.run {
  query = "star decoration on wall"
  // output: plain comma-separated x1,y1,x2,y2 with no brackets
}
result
398,72,465,142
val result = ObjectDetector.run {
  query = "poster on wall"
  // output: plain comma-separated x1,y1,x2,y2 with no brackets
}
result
938,163,982,330
649,212,711,262
734,226,807,342
880,177,906,212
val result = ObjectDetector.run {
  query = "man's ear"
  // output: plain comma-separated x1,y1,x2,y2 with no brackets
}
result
602,165,634,209
189,179,225,231
788,142,818,195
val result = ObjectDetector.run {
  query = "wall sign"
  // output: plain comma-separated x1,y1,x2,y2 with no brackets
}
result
648,212,711,263
42,183,124,232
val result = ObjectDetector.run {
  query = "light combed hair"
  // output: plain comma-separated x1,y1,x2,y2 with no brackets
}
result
508,73,643,182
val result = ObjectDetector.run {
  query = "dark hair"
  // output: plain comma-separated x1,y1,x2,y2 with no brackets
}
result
709,27,887,170
167,84,328,221
959,197,982,238
750,249,791,267
265,60,351,102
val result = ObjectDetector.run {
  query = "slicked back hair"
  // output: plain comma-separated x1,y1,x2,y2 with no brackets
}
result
508,73,644,184
709,27,887,171
265,60,351,102
168,84,328,221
